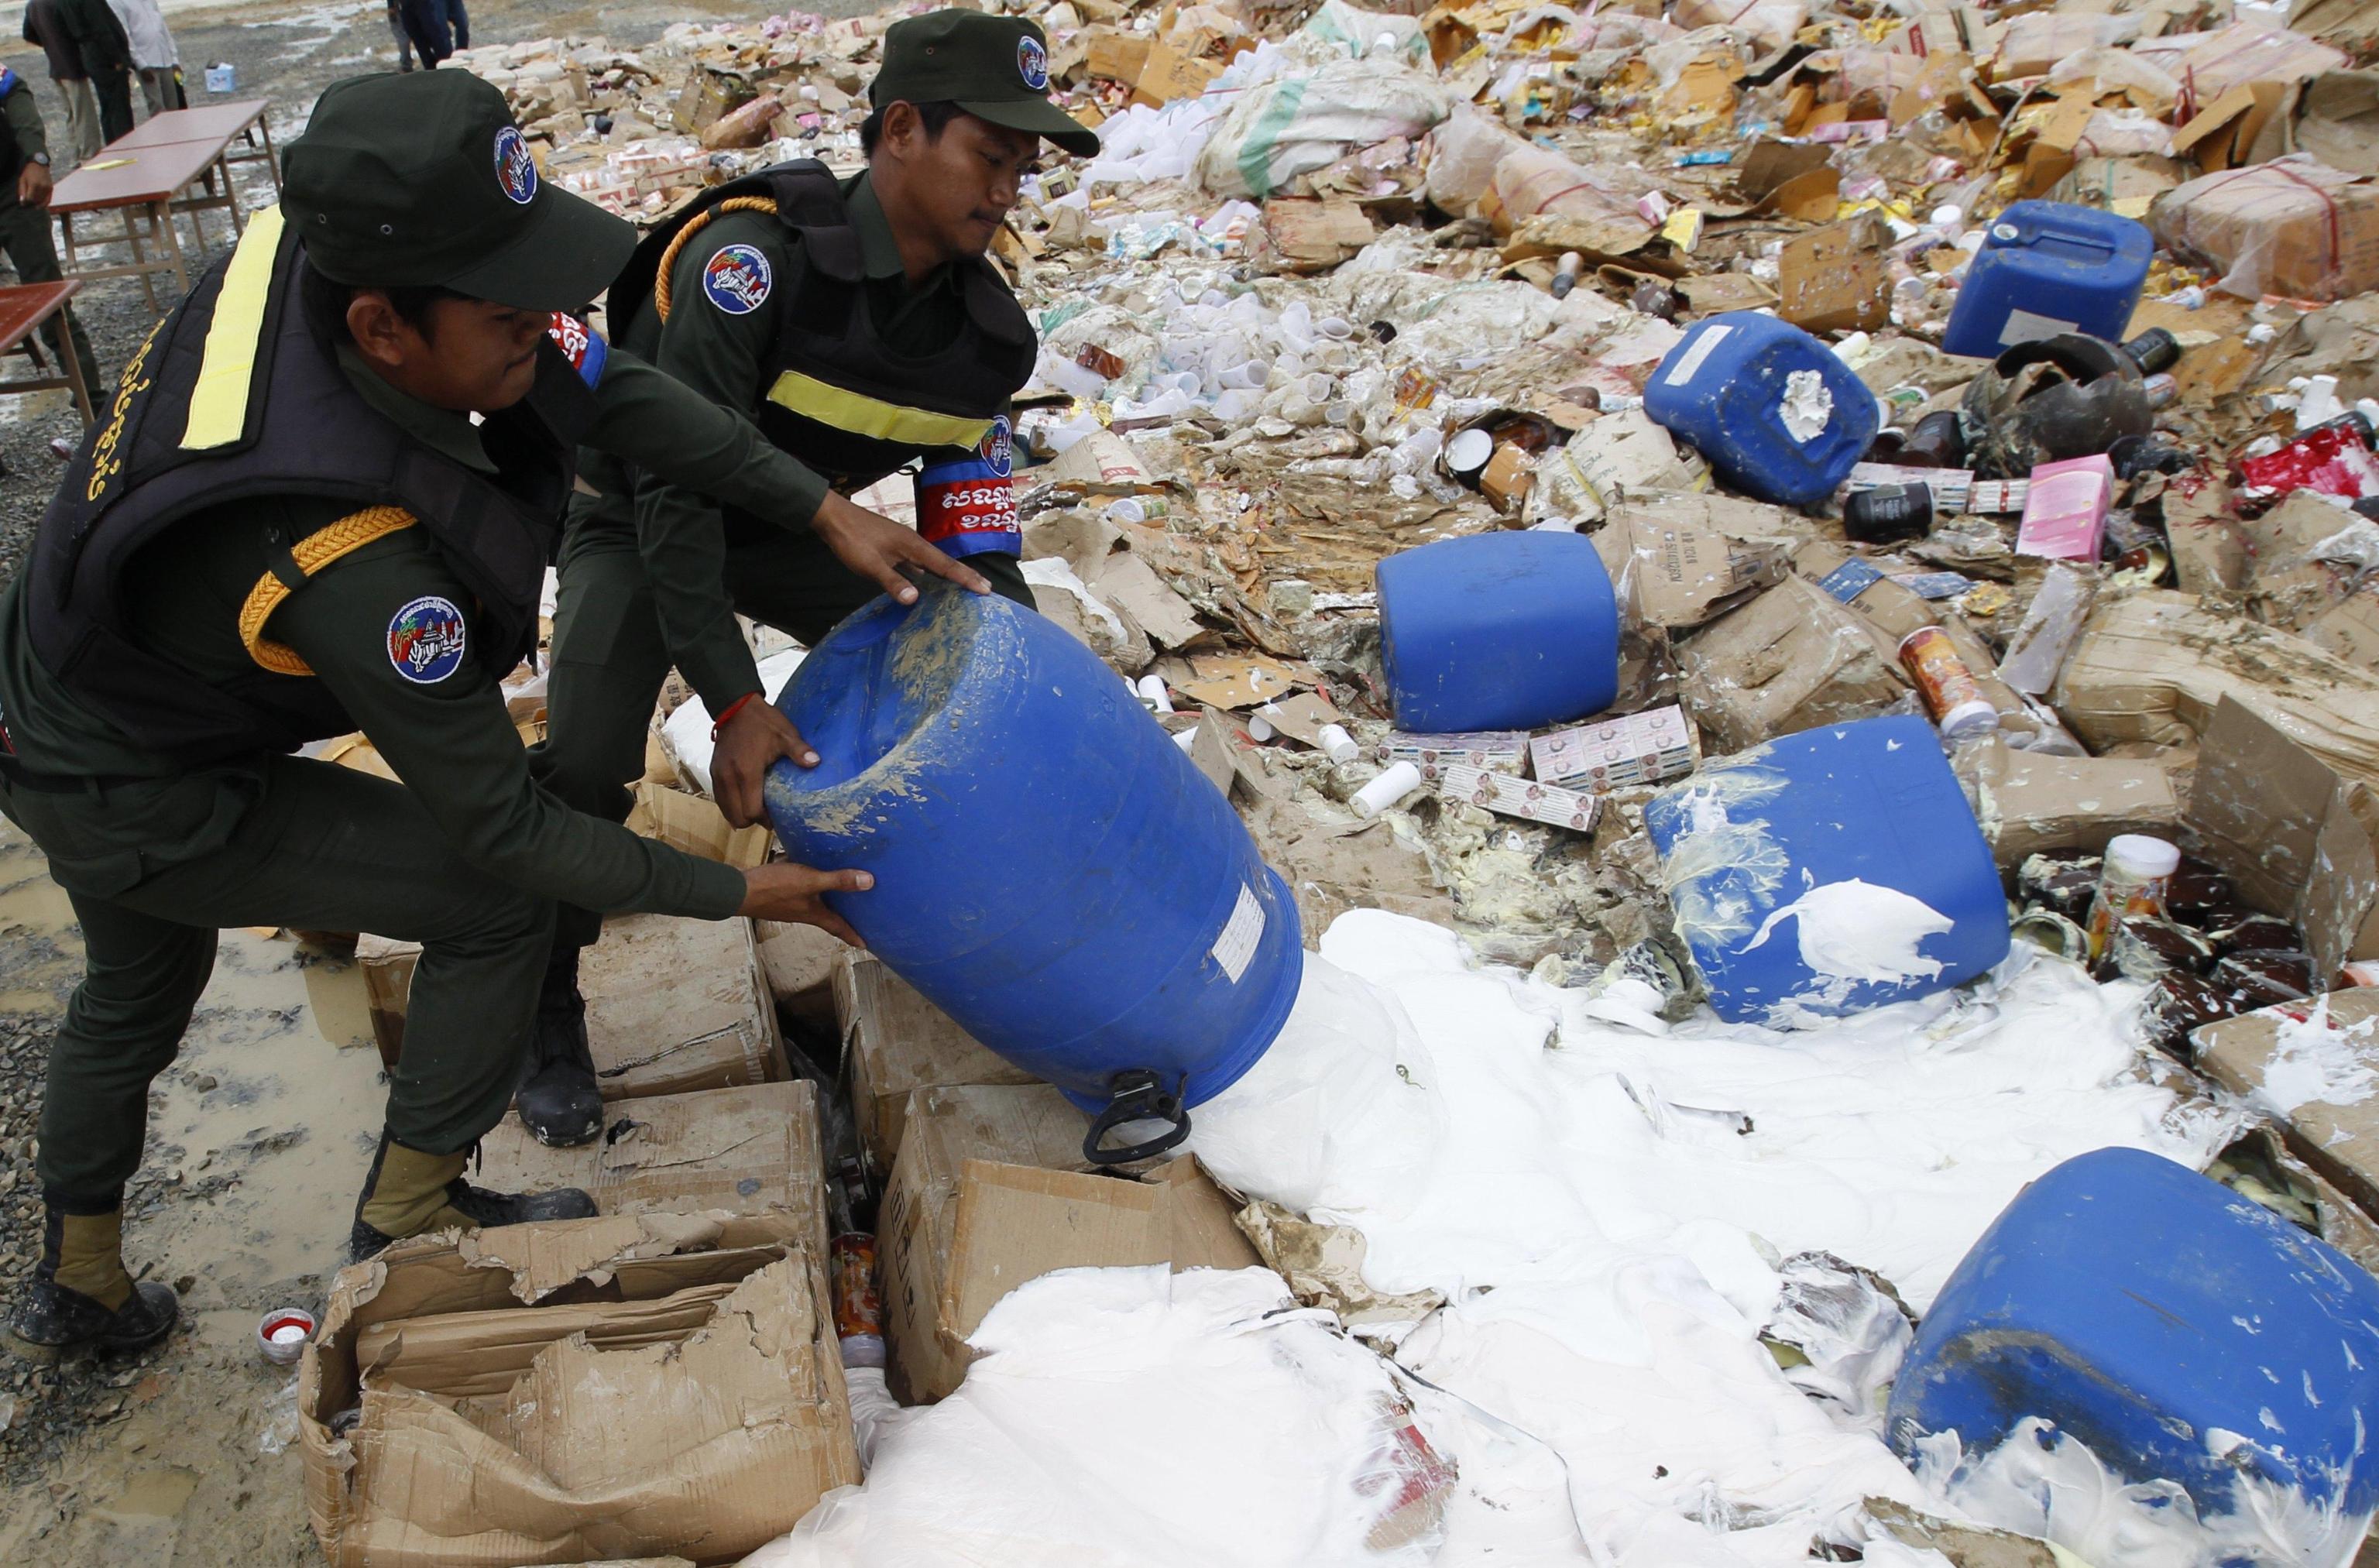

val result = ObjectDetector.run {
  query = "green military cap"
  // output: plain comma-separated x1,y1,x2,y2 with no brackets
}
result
283,71,633,312
873,11,1101,159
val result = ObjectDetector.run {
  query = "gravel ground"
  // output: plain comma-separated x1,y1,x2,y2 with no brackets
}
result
0,0,817,1546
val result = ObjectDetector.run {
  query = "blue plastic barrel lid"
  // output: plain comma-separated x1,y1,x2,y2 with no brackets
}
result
762,584,1304,1114
1890,1148,2379,1522
1639,715,2007,1025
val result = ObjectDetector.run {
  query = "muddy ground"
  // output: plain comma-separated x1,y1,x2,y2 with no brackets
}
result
0,0,838,1560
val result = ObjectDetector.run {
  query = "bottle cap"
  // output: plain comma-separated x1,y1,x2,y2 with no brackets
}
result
1938,700,1999,741
1444,427,1494,475
2106,834,2182,879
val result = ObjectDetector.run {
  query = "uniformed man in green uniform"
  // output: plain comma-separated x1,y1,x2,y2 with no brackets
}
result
0,62,102,406
517,10,1097,1145
0,70,967,1358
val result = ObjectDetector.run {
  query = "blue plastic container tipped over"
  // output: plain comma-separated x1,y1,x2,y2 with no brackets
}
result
1639,715,2007,1026
1376,530,1620,733
1643,311,1879,507
1890,1147,2379,1545
1941,200,2154,359
763,583,1303,1161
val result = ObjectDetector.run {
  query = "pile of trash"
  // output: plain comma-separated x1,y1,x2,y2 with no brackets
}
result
373,0,2379,1563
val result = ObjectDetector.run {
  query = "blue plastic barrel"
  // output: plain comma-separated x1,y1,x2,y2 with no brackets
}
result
1643,312,1879,507
1941,200,2154,359
1376,530,1620,733
1890,1148,2379,1537
762,583,1304,1162
1640,715,2007,1025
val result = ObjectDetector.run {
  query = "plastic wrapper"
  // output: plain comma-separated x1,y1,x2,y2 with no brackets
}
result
1421,103,1531,218
1194,58,1452,200
2152,154,2379,302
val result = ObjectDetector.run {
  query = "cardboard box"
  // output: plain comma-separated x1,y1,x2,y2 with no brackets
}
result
475,1080,829,1239
300,1213,858,1568
2052,590,2379,782
1777,218,1893,333
2154,153,2379,303
586,914,784,1101
2185,696,2379,980
753,918,843,1029
1956,737,2182,869
355,933,419,1071
1677,576,1907,754
1084,29,1152,83
2161,472,2249,593
1478,441,1536,511
880,1083,1262,1404
836,952,1035,1184
1436,766,1600,832
623,782,770,872
1530,705,1698,790
1255,196,1377,273
1593,508,1792,630
2195,992,2379,1223
1130,39,1222,105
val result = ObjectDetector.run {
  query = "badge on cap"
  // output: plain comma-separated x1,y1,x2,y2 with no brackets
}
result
978,415,1014,478
1018,36,1049,91
388,595,468,684
703,243,774,315
493,125,537,206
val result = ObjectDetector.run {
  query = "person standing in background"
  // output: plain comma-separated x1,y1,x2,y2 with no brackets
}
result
387,0,416,71
20,0,98,163
104,0,183,117
56,0,131,143
437,0,469,52
0,67,101,403
393,0,449,69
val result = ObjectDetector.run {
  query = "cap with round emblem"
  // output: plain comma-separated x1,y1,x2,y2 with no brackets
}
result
283,70,634,311
870,10,1100,159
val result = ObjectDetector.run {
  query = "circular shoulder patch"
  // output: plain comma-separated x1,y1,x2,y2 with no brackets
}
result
702,243,774,315
1018,35,1050,91
978,414,1014,478
388,595,469,685
493,125,537,205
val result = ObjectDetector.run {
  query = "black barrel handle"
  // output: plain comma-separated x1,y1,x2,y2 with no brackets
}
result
1083,1069,1191,1165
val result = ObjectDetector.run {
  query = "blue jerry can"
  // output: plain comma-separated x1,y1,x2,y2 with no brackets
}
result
1643,311,1879,507
764,583,1304,1163
1640,715,2008,1025
1941,200,2154,359
1890,1147,2379,1539
1376,530,1621,733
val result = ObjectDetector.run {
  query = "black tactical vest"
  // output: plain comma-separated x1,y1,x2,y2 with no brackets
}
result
23,210,596,763
610,160,1035,507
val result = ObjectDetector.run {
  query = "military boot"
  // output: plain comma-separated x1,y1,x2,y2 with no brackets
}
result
514,941,603,1147
347,1134,597,1264
9,1202,179,1360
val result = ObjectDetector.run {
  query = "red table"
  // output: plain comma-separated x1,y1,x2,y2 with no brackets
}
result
0,280,94,424
112,98,280,245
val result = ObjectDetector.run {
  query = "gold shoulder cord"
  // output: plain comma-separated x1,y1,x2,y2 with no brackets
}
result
653,197,782,324
236,506,420,675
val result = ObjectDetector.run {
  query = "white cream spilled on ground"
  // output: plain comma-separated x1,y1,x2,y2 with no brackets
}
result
2256,997,2379,1117
743,911,2243,1566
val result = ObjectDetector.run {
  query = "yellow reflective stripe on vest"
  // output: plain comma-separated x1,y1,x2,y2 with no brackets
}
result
181,204,287,451
237,506,418,675
764,368,994,451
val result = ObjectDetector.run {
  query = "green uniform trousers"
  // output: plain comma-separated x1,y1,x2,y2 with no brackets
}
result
0,200,101,408
531,525,1032,949
0,753,551,1208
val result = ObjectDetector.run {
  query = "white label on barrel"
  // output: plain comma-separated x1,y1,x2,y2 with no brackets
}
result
1996,307,2079,347
1211,884,1264,983
1661,323,1732,387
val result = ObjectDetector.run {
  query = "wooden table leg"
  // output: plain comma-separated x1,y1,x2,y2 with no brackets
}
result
55,304,93,424
154,198,187,297
57,211,75,278
256,119,281,192
122,206,158,314
221,153,244,235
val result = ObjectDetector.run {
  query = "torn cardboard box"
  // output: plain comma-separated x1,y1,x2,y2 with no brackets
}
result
881,1083,1261,1404
585,914,784,1101
625,781,771,871
1956,736,2181,869
1594,507,1792,630
836,952,1036,1185
301,1212,857,1568
2183,696,2379,980
474,1080,830,1240
1777,217,1893,333
1677,575,1907,753
753,918,843,1030
2195,992,2379,1225
2153,153,2379,302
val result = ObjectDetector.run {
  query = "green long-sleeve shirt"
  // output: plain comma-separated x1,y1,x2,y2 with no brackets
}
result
0,74,51,197
571,171,1011,715
0,340,827,921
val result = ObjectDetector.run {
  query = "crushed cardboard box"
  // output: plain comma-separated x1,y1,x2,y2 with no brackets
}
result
835,951,1038,1184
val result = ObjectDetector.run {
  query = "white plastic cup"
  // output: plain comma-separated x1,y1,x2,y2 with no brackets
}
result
1318,724,1360,764
1353,761,1423,818
1135,674,1172,713
258,1307,316,1366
